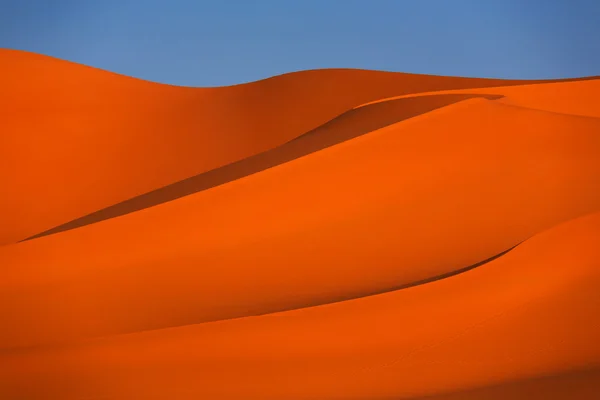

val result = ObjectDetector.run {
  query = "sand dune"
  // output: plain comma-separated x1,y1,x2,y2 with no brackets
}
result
2,94,600,350
1,50,600,398
1,49,576,246
25,93,504,239
2,210,600,399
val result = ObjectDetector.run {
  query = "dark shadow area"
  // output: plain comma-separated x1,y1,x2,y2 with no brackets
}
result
24,93,503,241
411,366,600,400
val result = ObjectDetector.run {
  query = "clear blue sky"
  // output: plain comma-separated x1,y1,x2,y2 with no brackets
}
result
1,0,599,86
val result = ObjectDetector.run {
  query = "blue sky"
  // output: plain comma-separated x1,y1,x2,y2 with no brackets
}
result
1,0,599,86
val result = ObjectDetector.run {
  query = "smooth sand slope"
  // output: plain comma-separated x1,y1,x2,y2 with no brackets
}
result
1,52,600,398
0,49,574,245
2,210,600,399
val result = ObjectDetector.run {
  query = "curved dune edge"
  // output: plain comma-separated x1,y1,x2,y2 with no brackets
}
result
354,78,600,118
23,93,504,240
2,96,600,350
0,242,520,353
5,49,585,246
2,210,600,399
491,98,600,120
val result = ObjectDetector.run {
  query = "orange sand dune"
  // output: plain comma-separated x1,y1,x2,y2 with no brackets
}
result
2,95,600,351
2,210,600,399
2,52,600,399
23,78,600,240
26,92,503,239
0,49,578,245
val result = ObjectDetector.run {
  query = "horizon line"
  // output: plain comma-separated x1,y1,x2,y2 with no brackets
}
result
2,47,599,89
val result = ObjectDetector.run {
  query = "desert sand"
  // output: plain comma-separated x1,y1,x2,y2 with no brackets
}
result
1,49,599,399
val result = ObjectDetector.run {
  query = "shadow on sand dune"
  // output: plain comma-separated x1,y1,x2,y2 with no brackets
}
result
412,366,600,400
25,93,503,241
240,240,520,322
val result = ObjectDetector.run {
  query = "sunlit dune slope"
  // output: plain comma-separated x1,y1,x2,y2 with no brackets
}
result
26,93,503,239
0,49,566,245
2,210,600,400
2,96,600,350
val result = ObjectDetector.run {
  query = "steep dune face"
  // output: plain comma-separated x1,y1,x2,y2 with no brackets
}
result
2,210,600,400
2,95,600,350
2,52,600,399
0,49,559,245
